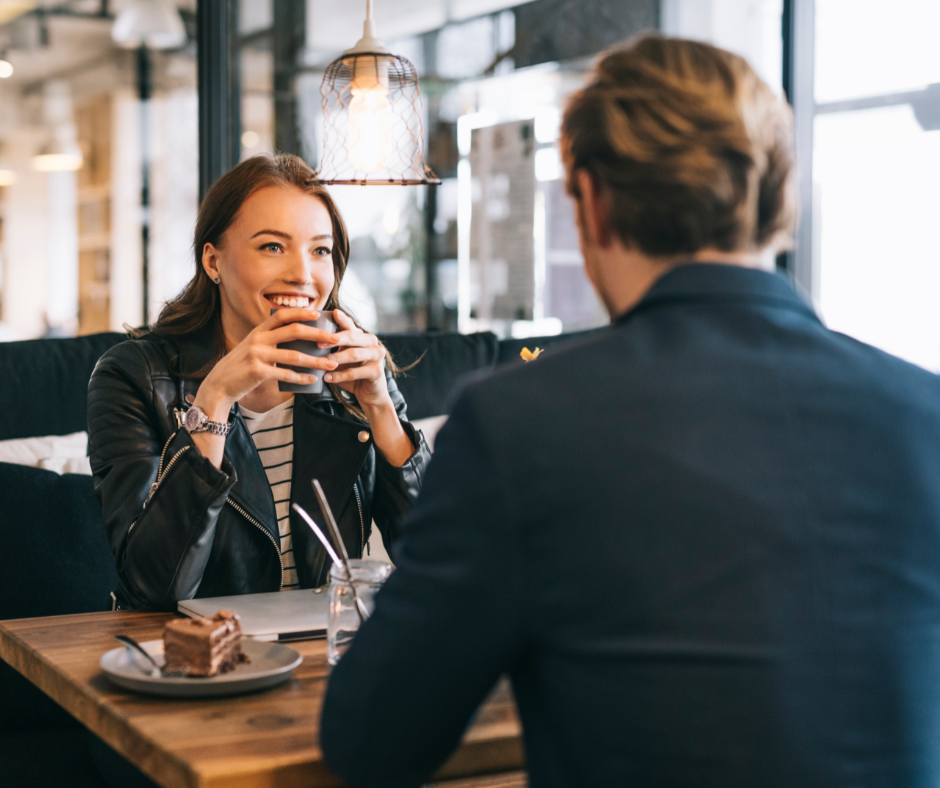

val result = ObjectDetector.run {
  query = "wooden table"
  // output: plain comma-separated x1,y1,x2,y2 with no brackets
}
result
0,611,524,788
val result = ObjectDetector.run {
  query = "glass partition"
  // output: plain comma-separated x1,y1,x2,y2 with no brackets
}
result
813,0,940,370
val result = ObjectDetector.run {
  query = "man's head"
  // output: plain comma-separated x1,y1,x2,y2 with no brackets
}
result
561,35,796,315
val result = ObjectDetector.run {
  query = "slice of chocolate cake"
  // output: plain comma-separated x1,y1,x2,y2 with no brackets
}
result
163,610,243,677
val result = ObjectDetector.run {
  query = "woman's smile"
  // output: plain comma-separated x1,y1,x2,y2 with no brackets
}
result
266,294,313,309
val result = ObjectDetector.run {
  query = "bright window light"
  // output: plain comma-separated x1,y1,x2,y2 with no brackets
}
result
457,108,498,156
534,107,560,143
534,146,560,182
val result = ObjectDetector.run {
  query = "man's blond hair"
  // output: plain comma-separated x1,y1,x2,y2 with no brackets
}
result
562,34,796,255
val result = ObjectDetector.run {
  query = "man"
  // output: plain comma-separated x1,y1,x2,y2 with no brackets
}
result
320,35,940,787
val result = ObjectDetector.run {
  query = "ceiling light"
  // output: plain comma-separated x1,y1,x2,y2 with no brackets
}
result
311,0,439,185
33,82,83,172
112,0,186,50
32,138,83,172
0,1,35,26
0,167,16,186
0,53,13,79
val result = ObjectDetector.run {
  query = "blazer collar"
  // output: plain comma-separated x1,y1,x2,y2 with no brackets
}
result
616,263,819,325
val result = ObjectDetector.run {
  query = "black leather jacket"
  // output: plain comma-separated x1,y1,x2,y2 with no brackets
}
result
87,330,431,611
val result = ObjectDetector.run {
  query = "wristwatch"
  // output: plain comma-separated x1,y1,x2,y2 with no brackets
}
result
183,404,232,436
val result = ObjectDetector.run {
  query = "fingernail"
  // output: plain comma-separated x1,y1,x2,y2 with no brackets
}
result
324,374,332,381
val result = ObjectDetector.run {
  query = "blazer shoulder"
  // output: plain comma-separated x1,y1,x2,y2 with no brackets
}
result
467,326,616,394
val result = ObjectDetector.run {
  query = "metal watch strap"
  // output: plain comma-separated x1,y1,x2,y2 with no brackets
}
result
182,404,232,436
194,419,231,436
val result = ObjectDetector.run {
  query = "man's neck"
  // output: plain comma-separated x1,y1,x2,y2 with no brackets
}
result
597,246,774,319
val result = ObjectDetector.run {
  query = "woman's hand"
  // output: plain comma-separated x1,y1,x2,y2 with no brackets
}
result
190,308,340,469
196,307,339,419
323,310,415,467
322,309,393,410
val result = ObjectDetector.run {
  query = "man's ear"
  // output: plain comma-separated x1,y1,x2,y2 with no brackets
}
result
202,243,221,281
574,169,612,249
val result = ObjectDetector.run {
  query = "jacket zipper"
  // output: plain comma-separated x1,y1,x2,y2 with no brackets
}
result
130,434,191,533
353,480,365,554
328,403,367,556
226,498,284,591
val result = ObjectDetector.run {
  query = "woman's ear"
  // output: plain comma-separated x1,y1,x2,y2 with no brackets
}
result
202,243,221,283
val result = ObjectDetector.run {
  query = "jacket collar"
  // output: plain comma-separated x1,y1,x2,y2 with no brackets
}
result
160,326,353,542
615,263,819,325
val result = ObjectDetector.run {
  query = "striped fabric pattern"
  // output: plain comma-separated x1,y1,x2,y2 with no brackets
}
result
239,398,299,590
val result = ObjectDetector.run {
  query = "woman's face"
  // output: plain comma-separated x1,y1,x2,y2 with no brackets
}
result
203,185,336,344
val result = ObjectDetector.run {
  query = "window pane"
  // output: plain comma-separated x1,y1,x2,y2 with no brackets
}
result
661,0,783,93
815,106,940,371
815,0,940,103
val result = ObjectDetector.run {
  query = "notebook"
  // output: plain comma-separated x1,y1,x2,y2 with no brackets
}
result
178,589,328,642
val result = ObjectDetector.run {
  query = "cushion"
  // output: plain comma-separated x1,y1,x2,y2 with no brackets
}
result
381,332,499,420
0,333,126,441
0,463,116,620
0,430,91,475
0,462,117,734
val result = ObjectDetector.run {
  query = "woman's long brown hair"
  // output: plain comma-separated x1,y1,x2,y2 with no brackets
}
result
141,152,399,419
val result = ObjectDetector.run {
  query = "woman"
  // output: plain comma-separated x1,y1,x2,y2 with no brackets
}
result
88,153,430,611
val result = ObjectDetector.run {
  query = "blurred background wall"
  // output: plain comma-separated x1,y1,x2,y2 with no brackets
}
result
0,0,938,373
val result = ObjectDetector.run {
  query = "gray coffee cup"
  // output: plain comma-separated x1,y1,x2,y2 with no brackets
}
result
273,309,337,394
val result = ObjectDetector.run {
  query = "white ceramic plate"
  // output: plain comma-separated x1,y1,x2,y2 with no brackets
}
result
100,639,302,698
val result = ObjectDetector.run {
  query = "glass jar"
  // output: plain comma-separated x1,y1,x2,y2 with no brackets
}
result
327,559,392,665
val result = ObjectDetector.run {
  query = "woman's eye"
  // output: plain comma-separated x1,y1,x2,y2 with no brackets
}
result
262,242,282,252
314,246,332,257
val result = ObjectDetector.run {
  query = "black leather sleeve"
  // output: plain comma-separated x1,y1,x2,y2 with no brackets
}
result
371,371,432,560
87,342,237,610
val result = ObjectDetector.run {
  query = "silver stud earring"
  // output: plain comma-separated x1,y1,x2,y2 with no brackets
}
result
212,276,220,284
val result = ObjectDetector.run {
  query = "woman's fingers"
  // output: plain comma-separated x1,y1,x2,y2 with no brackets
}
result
261,306,320,330
271,365,322,386
328,345,384,367
267,321,338,345
263,346,338,370
332,308,356,329
327,331,377,351
324,366,383,384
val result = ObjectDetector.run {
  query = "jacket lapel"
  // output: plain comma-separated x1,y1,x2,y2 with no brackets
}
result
165,331,371,583
224,409,280,542
290,397,372,586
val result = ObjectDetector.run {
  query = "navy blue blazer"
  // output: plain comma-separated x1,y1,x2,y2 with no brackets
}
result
321,264,940,788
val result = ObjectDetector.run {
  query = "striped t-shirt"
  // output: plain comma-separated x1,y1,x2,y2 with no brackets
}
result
239,398,299,590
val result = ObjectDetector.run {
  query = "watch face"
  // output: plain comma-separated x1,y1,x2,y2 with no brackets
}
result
184,407,202,431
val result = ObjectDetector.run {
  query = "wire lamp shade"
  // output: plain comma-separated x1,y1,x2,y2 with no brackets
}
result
308,1,439,186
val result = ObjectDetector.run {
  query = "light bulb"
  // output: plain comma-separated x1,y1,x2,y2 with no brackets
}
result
347,85,392,174
0,59,12,79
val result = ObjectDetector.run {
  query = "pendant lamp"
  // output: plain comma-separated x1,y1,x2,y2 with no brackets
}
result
309,0,439,185
112,0,186,50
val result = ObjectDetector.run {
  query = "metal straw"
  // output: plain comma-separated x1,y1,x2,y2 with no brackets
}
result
311,479,350,564
292,501,370,622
